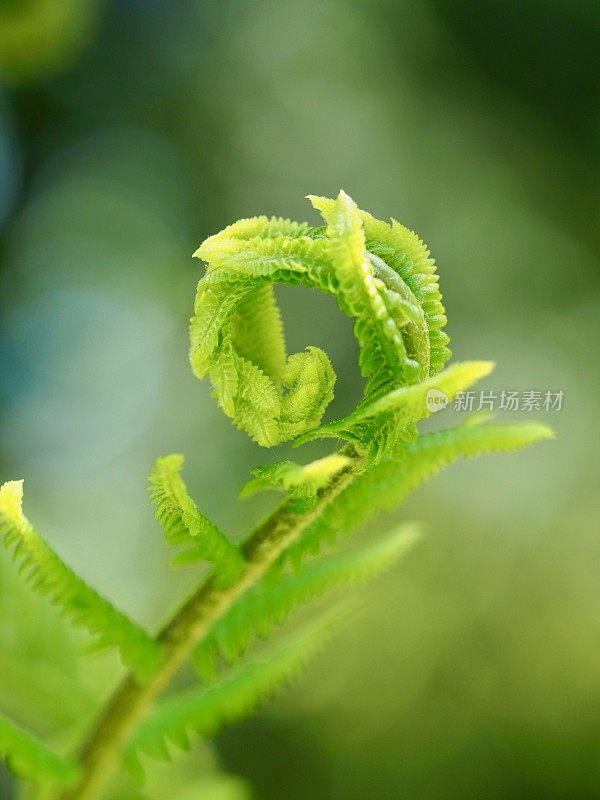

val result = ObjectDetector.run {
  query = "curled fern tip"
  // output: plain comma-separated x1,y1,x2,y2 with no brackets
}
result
190,191,450,449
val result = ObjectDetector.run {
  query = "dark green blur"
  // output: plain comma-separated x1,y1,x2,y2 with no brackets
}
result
0,1,598,798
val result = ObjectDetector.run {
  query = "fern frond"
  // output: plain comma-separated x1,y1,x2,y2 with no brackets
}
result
193,215,311,249
231,284,287,381
239,453,351,511
360,212,450,376
0,189,553,800
0,709,78,786
128,617,335,765
191,191,450,448
294,360,494,455
148,456,244,584
195,232,329,280
309,192,429,392
192,522,421,681
281,421,554,570
189,281,252,380
0,481,161,678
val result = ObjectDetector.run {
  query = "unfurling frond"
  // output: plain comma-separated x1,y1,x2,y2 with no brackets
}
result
128,617,335,765
280,421,554,570
192,523,421,681
0,709,78,785
190,190,450,452
0,481,161,678
148,455,244,584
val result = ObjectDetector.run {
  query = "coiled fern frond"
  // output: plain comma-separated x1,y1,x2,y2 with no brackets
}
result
190,191,450,449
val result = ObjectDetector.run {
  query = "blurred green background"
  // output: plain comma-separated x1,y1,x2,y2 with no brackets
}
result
0,1,599,798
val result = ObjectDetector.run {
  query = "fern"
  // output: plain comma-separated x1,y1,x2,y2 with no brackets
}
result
189,190,450,450
192,522,421,681
127,616,336,767
0,481,161,678
279,420,554,572
0,191,553,800
0,710,78,786
293,359,495,461
239,453,351,511
148,455,244,583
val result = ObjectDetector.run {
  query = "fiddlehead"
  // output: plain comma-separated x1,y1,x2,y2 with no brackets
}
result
190,191,450,450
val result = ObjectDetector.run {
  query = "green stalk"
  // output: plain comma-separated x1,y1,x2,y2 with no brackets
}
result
54,462,357,800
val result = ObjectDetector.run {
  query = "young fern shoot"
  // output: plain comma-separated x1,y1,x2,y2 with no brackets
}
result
0,191,553,800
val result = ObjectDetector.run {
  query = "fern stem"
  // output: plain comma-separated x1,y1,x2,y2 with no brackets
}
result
54,461,357,800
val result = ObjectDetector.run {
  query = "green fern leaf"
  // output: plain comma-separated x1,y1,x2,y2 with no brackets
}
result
195,232,329,280
128,616,335,765
189,280,251,379
189,243,336,447
309,192,427,392
193,215,311,248
360,212,450,376
192,522,421,681
148,456,244,585
308,191,369,317
282,421,554,570
0,481,161,678
239,453,351,511
0,710,78,786
294,360,494,458
230,284,287,381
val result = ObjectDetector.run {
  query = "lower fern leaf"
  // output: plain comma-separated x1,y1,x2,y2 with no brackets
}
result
282,421,554,570
128,616,336,767
148,455,244,585
0,481,161,678
193,522,421,681
0,710,78,786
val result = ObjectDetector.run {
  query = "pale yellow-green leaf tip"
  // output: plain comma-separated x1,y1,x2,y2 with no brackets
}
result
306,190,353,214
461,360,495,379
306,193,327,210
298,453,351,487
388,521,425,549
0,479,26,526
518,422,557,442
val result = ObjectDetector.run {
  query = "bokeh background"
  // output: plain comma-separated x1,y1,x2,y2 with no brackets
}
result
1,1,599,798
